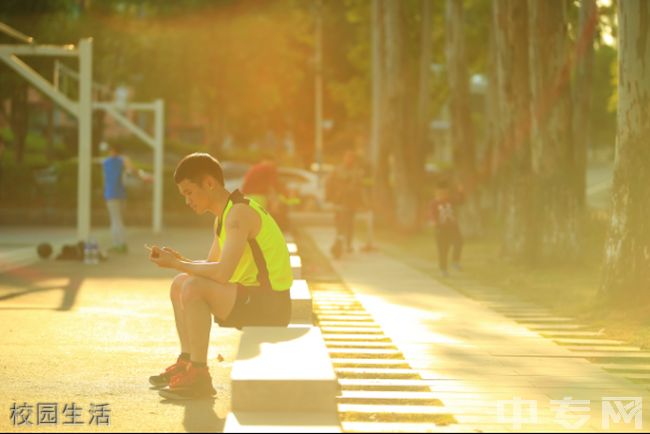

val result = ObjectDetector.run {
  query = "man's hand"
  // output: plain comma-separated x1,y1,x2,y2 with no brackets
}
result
139,169,154,183
162,246,186,261
146,244,179,269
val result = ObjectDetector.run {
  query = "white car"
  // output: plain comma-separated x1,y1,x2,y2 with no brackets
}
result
277,167,326,211
222,161,251,192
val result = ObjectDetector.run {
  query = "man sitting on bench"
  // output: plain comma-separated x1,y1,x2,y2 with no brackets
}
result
147,152,294,400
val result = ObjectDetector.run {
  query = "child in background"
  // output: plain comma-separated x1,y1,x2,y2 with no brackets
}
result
430,179,464,277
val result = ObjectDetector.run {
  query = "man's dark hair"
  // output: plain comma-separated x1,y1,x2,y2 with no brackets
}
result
174,152,224,186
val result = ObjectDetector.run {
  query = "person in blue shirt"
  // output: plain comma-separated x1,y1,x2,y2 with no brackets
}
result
102,141,150,253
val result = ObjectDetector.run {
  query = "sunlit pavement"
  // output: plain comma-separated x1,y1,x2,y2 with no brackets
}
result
304,226,650,433
0,227,240,433
3,223,650,432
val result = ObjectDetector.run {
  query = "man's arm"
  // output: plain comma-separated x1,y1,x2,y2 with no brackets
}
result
150,204,260,283
206,219,222,262
122,155,153,182
148,220,221,266
122,155,136,174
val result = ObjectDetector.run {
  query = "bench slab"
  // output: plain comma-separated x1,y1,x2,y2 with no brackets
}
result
231,326,338,413
290,279,313,325
290,255,302,279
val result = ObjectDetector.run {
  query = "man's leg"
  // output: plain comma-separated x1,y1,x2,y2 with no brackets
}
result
436,228,450,275
158,277,238,398
451,226,463,268
170,273,192,354
331,207,345,258
148,273,195,388
106,199,126,247
345,208,356,250
181,276,238,364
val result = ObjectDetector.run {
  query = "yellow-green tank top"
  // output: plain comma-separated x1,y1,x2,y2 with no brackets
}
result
217,190,293,291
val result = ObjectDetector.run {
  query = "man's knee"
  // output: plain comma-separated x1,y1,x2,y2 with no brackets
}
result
170,273,190,302
181,277,207,305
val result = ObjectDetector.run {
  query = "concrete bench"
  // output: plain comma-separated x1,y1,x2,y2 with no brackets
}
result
290,279,313,325
287,242,298,254
225,326,340,432
290,254,302,279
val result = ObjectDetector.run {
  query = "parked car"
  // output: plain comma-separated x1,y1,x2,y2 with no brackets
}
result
277,166,326,211
222,161,251,192
222,161,326,211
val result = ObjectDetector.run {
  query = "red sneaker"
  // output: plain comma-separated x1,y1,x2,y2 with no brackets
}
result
148,359,189,388
159,364,216,400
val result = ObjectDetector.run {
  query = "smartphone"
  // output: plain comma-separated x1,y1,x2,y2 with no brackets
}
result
144,244,159,258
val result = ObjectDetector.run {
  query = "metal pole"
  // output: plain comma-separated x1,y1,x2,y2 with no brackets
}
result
153,99,164,233
314,0,323,182
77,38,93,242
0,22,34,44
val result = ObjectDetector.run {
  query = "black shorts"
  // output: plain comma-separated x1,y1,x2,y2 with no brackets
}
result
214,284,291,329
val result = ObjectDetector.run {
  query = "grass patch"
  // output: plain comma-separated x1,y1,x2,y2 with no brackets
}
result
374,216,650,350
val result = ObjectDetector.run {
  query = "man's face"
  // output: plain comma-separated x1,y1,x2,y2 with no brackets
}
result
177,178,212,214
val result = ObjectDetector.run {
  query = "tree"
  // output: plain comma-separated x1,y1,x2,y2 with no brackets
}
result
600,0,650,303
416,0,432,188
446,0,482,237
492,0,534,261
445,0,475,188
380,0,426,231
369,0,394,226
528,0,579,261
572,0,598,209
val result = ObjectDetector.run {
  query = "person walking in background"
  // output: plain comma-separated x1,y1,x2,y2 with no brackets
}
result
327,150,364,258
430,179,464,277
101,141,151,254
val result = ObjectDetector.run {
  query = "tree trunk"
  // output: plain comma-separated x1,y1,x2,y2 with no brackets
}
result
493,0,534,261
445,0,475,184
600,0,650,303
445,0,479,237
483,5,500,233
573,0,598,210
416,0,433,227
371,0,394,227
528,0,578,261
382,0,418,231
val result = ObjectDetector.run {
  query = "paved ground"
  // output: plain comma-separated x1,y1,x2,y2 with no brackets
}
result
3,221,649,433
1,227,241,433
304,226,650,433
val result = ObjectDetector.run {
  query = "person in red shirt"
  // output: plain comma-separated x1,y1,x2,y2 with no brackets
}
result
430,179,464,277
241,156,290,230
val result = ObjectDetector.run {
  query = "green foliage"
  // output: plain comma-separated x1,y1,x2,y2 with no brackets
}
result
0,0,621,202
